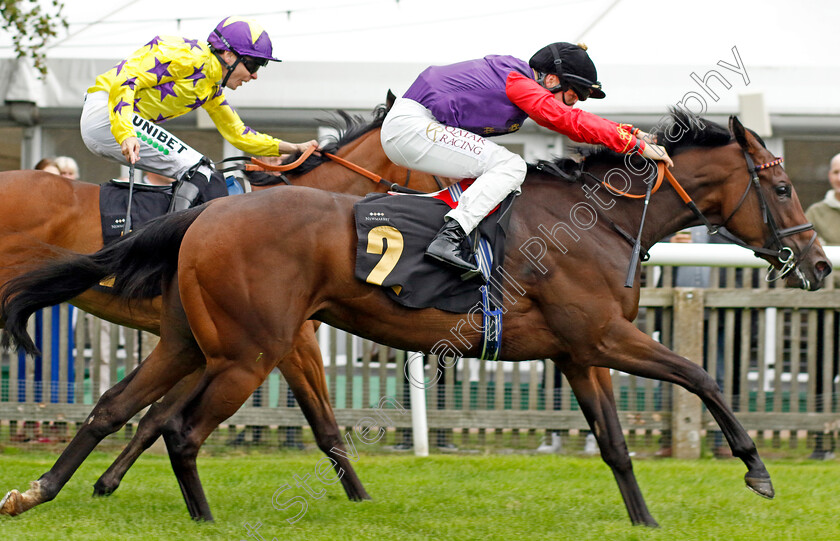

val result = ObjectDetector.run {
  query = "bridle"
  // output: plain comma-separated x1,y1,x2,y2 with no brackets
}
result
700,151,816,284
585,149,816,287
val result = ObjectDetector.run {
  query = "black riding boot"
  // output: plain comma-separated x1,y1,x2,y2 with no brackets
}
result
425,220,478,272
168,178,202,213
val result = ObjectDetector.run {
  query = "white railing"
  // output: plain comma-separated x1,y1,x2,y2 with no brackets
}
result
645,242,840,268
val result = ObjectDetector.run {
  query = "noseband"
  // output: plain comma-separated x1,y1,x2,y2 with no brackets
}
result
701,151,816,284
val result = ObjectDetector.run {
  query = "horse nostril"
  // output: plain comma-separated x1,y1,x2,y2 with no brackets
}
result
815,260,832,281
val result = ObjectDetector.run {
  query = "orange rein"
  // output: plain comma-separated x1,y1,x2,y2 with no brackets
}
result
321,152,389,185
246,144,317,172
600,162,693,204
247,147,390,187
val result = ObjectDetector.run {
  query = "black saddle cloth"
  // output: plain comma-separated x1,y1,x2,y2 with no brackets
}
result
99,174,229,245
354,186,515,313
99,181,171,245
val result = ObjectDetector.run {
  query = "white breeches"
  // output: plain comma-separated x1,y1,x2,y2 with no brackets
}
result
381,97,526,233
80,91,212,181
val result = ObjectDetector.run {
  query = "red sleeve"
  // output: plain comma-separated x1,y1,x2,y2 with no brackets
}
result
505,72,644,155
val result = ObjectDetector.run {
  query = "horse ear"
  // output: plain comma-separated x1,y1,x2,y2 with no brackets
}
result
729,115,753,150
386,90,397,112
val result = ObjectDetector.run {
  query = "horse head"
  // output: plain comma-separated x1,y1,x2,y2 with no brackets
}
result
713,116,830,290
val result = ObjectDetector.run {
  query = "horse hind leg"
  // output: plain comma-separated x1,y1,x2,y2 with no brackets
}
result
559,360,658,527
0,341,201,517
92,368,206,497
160,358,283,521
279,321,370,501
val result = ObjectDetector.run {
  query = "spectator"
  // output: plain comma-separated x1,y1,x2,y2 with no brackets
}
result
805,152,840,286
55,156,79,180
803,153,839,460
34,157,60,175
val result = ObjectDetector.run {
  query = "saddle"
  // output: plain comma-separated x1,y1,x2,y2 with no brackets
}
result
99,173,231,245
354,180,516,313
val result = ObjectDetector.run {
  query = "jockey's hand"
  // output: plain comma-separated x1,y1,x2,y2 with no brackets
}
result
641,142,674,168
296,140,320,155
278,140,320,155
634,129,658,145
121,137,140,164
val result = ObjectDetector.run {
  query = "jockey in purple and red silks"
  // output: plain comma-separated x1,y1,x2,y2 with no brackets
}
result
81,16,319,212
381,42,673,273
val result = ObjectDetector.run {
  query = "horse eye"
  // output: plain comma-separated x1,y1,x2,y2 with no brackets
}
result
775,184,791,197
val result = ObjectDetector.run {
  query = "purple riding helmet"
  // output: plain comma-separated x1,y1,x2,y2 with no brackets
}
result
208,16,279,85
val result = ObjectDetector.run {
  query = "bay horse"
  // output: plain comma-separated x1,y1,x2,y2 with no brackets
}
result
0,99,450,502
0,113,830,526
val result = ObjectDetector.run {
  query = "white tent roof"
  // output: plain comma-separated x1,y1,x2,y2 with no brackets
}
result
0,0,837,134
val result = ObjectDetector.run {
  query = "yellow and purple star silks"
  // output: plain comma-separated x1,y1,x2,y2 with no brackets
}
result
88,35,282,156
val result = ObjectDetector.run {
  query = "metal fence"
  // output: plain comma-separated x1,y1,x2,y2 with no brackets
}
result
1,264,838,454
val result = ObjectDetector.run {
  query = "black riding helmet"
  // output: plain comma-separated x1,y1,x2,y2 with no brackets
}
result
529,42,605,100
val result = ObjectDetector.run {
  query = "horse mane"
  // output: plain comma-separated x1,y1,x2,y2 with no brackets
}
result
523,109,739,186
248,103,389,186
653,108,733,155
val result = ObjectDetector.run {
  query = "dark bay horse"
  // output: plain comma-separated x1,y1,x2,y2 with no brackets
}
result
0,101,450,502
0,114,830,526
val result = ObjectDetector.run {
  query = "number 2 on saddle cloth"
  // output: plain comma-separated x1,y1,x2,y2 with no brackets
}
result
353,180,516,360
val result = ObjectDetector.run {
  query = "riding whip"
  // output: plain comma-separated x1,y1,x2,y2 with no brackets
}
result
123,163,135,236
624,167,655,288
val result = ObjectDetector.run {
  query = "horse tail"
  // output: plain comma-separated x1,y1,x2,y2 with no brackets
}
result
0,206,208,356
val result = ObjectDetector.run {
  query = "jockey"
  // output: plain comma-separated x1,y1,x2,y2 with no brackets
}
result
81,16,318,212
381,42,673,273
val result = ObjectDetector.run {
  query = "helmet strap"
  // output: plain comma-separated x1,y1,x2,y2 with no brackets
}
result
548,43,564,77
212,49,243,88
537,42,566,94
537,71,565,94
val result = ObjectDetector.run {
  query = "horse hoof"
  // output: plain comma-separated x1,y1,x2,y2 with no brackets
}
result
744,475,775,499
0,490,22,516
92,481,116,497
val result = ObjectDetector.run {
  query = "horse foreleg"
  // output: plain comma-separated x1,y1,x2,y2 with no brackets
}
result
592,318,772,499
280,321,370,501
559,360,658,527
93,368,205,496
0,341,201,517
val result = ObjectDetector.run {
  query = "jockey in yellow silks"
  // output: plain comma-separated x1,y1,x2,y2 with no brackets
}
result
82,16,318,211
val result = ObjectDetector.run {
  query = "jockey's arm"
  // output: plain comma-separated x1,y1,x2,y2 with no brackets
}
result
505,72,672,166
203,94,319,156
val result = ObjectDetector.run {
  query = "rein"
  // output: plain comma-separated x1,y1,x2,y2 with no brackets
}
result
247,145,317,172
321,152,444,192
322,152,407,192
217,148,443,193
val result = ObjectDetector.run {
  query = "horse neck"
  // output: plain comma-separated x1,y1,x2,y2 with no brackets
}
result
640,146,740,246
289,129,452,196
528,147,733,251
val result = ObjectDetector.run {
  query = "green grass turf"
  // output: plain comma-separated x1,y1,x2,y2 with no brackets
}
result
0,450,838,540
